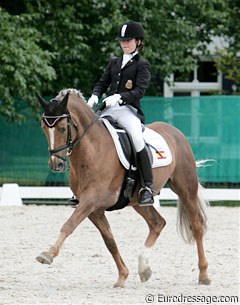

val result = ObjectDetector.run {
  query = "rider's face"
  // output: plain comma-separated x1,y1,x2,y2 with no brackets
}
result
120,39,138,54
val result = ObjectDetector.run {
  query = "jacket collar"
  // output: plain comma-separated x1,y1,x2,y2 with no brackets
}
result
119,53,140,70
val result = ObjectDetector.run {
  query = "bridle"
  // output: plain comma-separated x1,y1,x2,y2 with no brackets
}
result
42,110,99,161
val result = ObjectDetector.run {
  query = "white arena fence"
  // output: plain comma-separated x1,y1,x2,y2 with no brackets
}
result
0,183,240,206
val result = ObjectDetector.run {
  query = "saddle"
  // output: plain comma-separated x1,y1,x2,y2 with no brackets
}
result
101,116,172,211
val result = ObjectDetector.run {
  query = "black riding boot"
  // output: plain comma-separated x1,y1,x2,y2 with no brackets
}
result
137,147,154,206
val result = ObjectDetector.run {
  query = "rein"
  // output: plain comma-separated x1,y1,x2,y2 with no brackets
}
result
42,110,99,159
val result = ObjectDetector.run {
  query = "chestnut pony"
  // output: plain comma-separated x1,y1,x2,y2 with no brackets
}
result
36,89,210,287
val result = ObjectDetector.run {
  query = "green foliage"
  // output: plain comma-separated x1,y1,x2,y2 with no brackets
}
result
214,0,240,93
215,50,240,91
0,0,239,121
0,8,56,122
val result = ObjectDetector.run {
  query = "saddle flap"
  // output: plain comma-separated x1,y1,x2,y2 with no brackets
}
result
101,117,172,170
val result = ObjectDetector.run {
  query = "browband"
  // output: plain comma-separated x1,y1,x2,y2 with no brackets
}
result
42,114,69,127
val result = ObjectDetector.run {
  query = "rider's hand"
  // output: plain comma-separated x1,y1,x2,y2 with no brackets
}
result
88,94,98,108
103,94,122,107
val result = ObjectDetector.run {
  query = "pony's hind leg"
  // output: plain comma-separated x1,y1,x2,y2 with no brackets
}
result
133,205,166,283
88,211,129,288
174,181,211,285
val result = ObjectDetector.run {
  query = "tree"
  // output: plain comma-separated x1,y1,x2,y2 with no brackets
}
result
0,0,239,121
0,8,56,122
214,0,240,93
26,0,232,94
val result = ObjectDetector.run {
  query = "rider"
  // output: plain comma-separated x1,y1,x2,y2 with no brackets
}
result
88,21,154,206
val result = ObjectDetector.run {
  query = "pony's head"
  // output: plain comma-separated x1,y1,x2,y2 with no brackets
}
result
38,89,69,113
38,92,71,172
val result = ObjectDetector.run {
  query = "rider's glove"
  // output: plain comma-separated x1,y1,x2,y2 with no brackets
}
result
87,94,99,108
103,94,123,107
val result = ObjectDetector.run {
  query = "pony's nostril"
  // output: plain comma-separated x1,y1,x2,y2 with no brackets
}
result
57,161,65,171
57,163,63,171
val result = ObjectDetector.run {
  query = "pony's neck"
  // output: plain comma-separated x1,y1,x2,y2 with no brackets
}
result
67,93,95,128
68,94,103,164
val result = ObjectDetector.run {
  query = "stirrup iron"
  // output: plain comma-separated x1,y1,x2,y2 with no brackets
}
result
138,186,154,206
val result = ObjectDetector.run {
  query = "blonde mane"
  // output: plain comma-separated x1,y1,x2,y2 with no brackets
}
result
57,88,84,99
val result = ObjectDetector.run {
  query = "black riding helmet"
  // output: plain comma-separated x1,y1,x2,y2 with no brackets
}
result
117,21,144,41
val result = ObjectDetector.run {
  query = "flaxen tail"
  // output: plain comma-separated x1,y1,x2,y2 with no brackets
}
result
177,183,209,244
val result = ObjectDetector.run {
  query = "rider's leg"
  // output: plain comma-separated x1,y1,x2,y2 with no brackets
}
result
113,105,154,206
136,146,154,205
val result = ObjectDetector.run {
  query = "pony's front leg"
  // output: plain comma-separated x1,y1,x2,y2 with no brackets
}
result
36,202,93,265
36,231,68,264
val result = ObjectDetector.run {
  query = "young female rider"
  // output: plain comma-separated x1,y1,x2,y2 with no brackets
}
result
88,21,153,206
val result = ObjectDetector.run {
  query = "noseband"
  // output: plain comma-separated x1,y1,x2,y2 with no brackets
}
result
42,111,98,160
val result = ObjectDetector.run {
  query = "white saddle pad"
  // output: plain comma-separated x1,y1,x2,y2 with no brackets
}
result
102,118,172,170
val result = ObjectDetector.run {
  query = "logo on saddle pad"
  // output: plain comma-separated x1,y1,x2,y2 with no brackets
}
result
156,150,167,159
101,118,172,170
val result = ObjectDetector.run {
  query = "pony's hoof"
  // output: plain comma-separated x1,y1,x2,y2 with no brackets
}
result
113,276,127,288
113,281,125,288
36,252,53,265
198,277,211,285
139,266,152,282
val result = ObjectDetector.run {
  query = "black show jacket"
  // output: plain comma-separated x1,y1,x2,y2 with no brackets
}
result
92,54,151,123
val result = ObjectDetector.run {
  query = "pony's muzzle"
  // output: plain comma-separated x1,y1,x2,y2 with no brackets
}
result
48,156,66,172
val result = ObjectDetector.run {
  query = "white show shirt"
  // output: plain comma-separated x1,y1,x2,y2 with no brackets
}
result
121,51,138,69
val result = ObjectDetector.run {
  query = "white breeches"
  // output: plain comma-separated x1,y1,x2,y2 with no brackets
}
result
100,103,145,152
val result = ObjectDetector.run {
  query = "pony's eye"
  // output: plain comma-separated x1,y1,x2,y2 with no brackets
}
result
58,127,66,134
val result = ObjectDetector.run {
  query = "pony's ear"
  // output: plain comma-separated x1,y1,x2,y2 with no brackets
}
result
37,94,48,110
60,92,69,109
